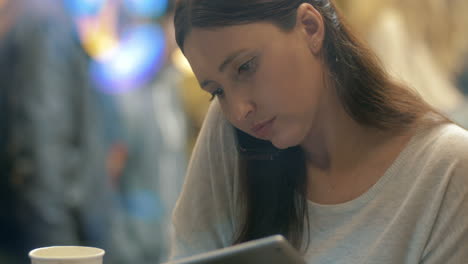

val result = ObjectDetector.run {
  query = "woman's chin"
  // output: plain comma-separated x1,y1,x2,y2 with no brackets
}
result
271,137,295,150
270,129,305,150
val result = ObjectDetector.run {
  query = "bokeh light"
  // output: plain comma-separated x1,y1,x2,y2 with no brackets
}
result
78,16,119,60
172,49,193,76
123,0,168,18
90,24,166,93
64,0,106,16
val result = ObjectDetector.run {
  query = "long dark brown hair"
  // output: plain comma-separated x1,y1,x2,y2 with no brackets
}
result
174,0,444,250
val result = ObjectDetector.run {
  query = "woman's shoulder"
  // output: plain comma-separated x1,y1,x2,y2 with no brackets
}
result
179,100,239,208
414,122,468,185
412,122,468,156
437,123,468,178
429,123,468,158
171,101,239,252
415,123,468,262
402,122,468,184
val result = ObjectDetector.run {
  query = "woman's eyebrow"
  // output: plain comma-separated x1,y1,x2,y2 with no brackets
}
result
218,49,248,73
200,49,250,88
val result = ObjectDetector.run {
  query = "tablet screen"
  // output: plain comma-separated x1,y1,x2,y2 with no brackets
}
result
166,235,305,264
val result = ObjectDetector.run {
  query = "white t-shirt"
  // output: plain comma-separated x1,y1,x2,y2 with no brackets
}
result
169,101,468,264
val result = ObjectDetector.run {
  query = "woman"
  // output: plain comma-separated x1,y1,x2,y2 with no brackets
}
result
170,0,468,263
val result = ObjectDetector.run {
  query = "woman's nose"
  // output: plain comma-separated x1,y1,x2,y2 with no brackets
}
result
232,97,256,122
227,83,257,122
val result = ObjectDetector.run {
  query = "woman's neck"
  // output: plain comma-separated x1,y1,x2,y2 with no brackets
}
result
300,87,415,204
300,88,387,171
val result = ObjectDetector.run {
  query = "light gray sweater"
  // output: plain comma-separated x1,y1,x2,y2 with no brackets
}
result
170,101,468,264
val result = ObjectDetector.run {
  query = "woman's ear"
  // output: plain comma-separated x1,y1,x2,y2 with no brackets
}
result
296,3,325,55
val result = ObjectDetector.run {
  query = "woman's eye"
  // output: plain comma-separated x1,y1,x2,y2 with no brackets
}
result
238,57,257,75
209,87,224,101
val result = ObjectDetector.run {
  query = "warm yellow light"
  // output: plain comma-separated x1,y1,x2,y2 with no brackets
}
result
80,25,119,61
171,48,194,76
75,0,120,61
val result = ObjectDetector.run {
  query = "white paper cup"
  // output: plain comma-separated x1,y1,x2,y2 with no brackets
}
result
29,246,105,264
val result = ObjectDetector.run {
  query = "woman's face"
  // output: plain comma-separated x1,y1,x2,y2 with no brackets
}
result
184,17,326,149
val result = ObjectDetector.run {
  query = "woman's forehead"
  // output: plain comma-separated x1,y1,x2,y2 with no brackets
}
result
184,23,290,58
183,29,248,79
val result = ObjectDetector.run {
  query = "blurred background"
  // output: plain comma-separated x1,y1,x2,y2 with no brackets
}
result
0,0,467,263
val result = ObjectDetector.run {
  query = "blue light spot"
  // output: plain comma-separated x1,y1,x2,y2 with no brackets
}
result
124,0,168,18
64,0,105,16
90,24,166,94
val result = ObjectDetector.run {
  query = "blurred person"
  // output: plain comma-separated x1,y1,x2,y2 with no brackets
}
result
106,62,188,264
0,1,21,261
169,0,468,263
336,0,468,127
84,2,189,263
0,0,113,262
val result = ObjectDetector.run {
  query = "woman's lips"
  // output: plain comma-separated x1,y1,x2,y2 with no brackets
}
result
251,117,276,138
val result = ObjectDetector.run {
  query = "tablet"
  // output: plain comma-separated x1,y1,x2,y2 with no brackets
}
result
164,235,306,264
